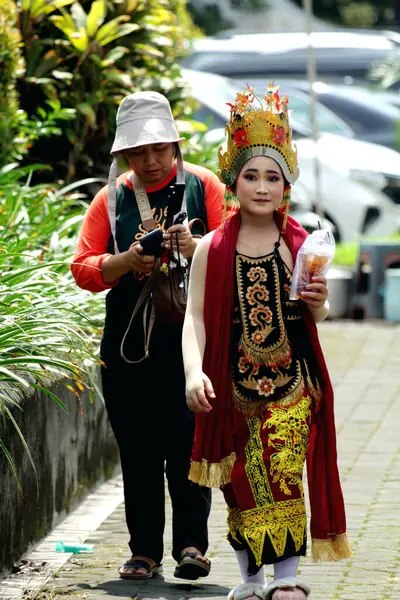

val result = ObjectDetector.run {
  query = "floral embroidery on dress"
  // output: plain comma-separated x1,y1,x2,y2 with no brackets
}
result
248,266,267,282
232,252,321,415
257,377,276,397
249,306,273,327
246,283,269,306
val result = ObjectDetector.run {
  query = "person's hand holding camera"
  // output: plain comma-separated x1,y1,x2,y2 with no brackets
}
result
163,224,196,259
101,241,155,284
124,242,156,274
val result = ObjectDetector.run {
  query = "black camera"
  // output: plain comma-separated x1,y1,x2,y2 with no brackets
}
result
140,228,164,258
140,212,187,257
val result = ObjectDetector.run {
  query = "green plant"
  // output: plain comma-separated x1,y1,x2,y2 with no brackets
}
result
0,0,24,167
0,164,105,491
333,233,400,267
333,242,359,267
182,129,221,174
15,0,199,181
186,2,233,36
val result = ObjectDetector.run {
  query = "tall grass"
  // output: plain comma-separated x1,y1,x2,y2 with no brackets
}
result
0,164,105,491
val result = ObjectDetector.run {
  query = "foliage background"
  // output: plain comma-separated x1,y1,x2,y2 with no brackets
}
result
2,0,201,182
290,0,400,28
0,0,207,487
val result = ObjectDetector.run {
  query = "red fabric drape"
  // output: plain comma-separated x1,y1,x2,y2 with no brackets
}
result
190,211,350,557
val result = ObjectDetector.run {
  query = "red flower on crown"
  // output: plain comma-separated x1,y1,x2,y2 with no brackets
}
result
233,127,250,147
272,124,286,146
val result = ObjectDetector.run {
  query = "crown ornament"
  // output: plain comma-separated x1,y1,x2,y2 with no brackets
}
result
218,82,300,187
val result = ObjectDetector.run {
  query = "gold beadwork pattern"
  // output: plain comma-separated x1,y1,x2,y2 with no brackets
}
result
218,83,299,186
234,500,307,566
264,395,312,497
227,507,241,543
245,416,274,506
227,401,310,565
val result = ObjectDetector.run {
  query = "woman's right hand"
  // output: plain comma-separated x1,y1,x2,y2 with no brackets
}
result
186,369,215,413
124,243,156,274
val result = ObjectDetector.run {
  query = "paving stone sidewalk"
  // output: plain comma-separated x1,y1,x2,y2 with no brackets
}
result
14,323,400,599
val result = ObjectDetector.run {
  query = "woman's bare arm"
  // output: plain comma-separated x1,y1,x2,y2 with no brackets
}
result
182,231,215,412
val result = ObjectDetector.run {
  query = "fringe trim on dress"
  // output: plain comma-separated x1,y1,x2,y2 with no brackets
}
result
239,335,292,369
312,533,353,562
189,452,236,488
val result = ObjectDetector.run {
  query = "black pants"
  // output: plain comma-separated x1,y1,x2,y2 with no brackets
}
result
101,324,211,564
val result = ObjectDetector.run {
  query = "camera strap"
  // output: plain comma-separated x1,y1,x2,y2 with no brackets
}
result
107,147,186,255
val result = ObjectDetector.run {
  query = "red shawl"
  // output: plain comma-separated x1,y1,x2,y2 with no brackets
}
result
189,211,352,562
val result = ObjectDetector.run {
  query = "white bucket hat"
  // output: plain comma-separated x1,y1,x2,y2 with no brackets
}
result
111,91,184,155
107,91,186,253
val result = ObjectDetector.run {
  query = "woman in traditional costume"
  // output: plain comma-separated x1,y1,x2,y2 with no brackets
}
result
182,83,352,600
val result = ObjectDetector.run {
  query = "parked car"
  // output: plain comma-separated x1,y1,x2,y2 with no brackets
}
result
239,78,400,149
181,31,397,87
181,69,400,242
183,68,353,138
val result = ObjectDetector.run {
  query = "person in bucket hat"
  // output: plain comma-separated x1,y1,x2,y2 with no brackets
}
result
71,91,224,580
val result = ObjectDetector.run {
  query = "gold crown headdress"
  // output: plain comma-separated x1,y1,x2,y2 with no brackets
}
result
218,83,299,187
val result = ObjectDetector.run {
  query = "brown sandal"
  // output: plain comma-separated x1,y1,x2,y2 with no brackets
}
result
118,559,163,580
174,551,211,580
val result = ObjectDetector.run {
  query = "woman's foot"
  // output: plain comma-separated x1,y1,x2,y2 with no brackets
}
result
272,588,307,600
265,578,310,600
182,546,210,566
228,582,265,600
118,555,162,579
174,546,211,580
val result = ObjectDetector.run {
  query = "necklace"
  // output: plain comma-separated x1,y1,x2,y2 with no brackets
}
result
238,238,277,248
238,236,279,249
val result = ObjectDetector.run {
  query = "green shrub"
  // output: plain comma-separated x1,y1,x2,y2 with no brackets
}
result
16,0,199,181
0,1,23,167
0,163,105,489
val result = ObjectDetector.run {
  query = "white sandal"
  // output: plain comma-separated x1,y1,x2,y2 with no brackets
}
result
264,578,311,600
228,582,265,600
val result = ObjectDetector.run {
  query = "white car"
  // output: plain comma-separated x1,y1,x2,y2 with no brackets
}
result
182,68,400,242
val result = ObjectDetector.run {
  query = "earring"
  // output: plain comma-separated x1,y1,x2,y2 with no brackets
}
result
222,187,239,226
277,186,291,234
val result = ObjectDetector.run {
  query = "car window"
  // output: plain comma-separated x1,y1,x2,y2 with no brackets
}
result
193,104,227,130
286,91,353,137
316,91,400,134
180,47,393,81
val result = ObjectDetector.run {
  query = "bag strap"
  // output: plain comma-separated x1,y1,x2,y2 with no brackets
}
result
107,158,120,254
120,273,156,364
130,174,157,231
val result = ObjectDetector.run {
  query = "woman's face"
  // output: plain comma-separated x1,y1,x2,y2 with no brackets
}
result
235,156,285,219
124,142,175,186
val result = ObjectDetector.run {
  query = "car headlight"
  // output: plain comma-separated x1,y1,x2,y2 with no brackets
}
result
348,169,387,191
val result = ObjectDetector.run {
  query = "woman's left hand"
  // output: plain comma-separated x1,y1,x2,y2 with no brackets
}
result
163,224,196,259
300,275,329,308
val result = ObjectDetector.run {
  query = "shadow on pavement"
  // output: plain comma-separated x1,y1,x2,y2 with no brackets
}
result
76,576,231,598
